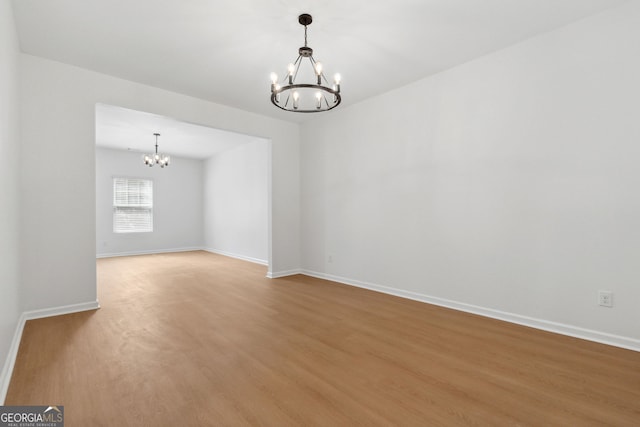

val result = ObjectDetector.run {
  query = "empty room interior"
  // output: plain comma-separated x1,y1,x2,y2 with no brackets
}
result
1,0,640,425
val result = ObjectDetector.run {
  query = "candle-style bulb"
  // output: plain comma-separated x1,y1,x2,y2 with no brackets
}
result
293,91,300,110
275,84,281,103
315,62,323,85
288,63,295,84
315,91,322,109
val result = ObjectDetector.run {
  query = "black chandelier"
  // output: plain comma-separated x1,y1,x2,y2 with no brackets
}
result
270,14,341,113
143,133,170,168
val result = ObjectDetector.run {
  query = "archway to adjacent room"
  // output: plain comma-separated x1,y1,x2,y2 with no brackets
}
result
94,103,272,281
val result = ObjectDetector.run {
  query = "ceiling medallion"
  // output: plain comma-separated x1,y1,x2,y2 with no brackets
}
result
270,14,341,113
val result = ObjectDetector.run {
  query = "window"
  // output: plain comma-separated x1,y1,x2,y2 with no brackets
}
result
113,177,153,233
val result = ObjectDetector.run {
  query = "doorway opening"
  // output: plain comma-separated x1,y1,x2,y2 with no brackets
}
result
95,103,272,288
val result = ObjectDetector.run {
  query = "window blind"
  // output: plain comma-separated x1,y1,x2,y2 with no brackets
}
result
113,177,153,233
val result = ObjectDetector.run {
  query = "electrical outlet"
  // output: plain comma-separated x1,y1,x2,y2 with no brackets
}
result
327,254,333,263
598,290,613,307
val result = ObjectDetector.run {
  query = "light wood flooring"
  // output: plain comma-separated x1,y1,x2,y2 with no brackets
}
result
6,251,640,426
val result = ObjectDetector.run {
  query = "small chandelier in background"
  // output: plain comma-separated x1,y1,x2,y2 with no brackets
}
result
270,14,341,113
143,133,170,168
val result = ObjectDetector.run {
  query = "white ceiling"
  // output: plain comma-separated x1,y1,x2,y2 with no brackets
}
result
11,0,629,124
95,104,263,159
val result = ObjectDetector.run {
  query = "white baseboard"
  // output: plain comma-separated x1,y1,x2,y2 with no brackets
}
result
301,270,640,353
22,301,100,321
267,269,303,279
0,300,100,404
98,247,270,269
0,315,26,406
203,248,268,266
96,247,202,258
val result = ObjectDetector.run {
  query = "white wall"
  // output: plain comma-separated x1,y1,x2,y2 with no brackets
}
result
204,140,269,264
96,147,203,257
300,2,640,346
19,53,300,312
0,0,23,399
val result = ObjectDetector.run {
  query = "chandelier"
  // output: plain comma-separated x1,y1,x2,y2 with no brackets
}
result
143,133,170,168
270,14,341,113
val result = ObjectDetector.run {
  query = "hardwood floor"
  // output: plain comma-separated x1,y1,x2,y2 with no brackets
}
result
6,251,640,426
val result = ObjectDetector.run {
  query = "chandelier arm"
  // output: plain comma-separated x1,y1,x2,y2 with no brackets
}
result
292,55,303,83
322,93,330,108
321,73,331,86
